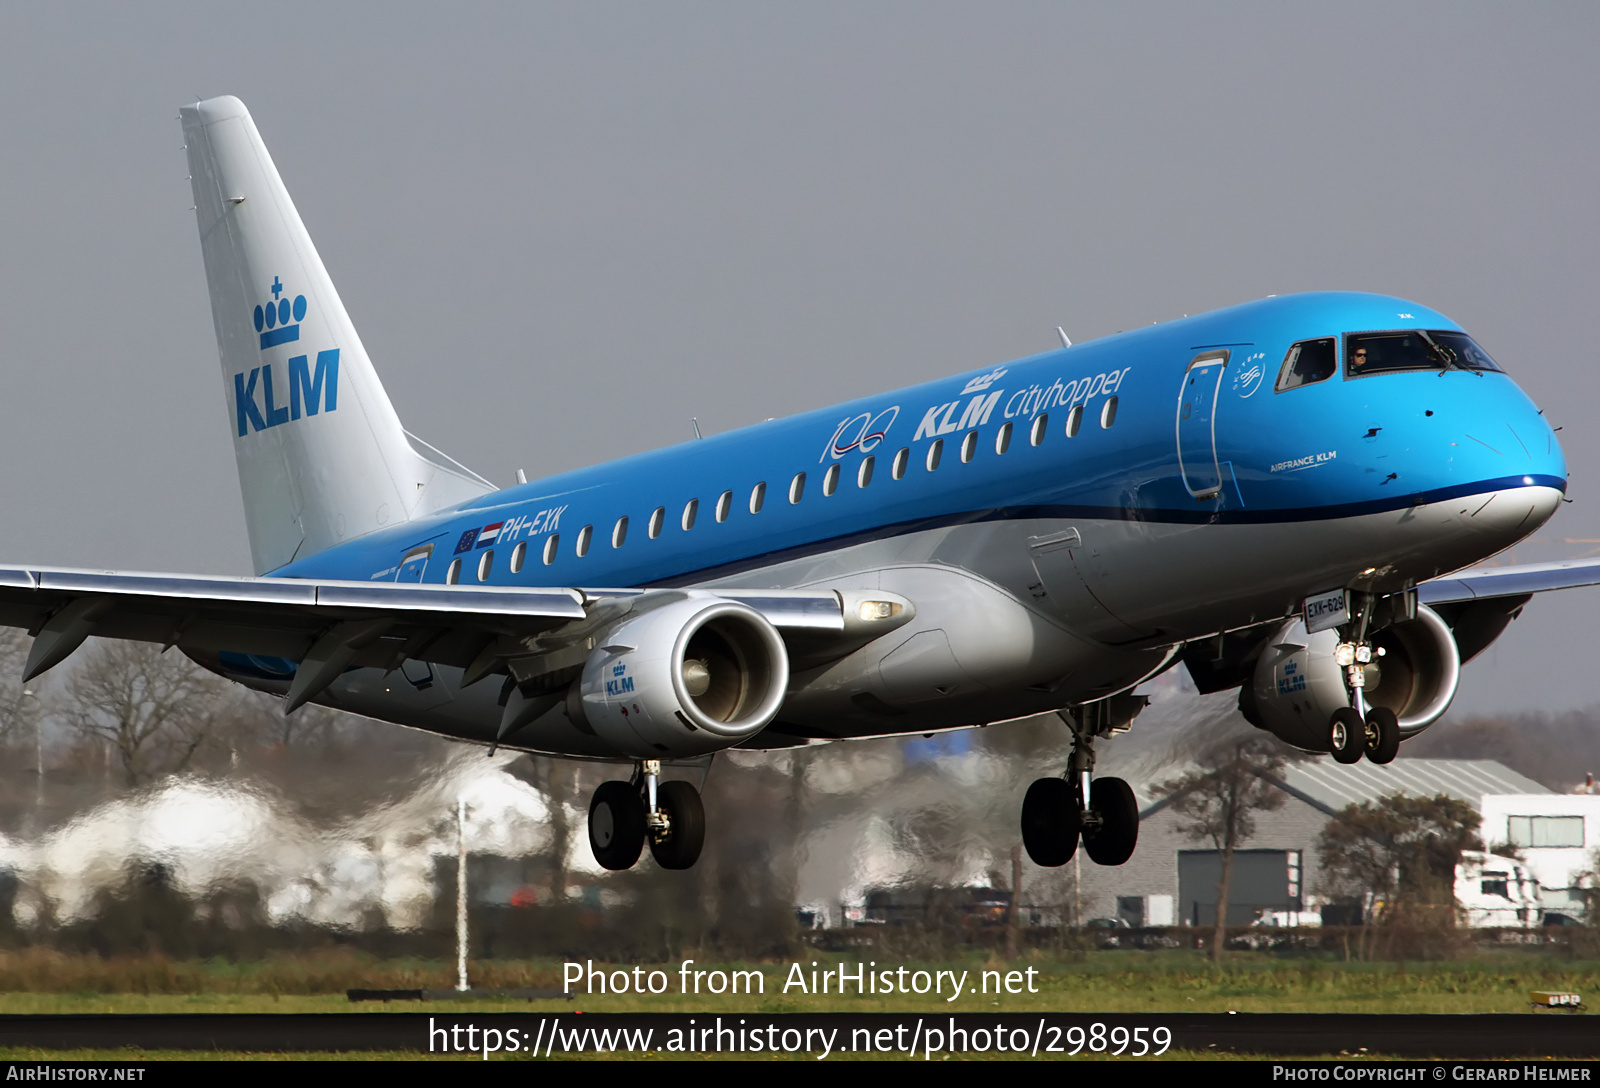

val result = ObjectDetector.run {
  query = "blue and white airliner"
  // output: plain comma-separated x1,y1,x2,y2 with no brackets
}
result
5,96,1595,871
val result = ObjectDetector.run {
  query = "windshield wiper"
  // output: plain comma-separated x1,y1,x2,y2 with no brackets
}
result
1418,331,1479,377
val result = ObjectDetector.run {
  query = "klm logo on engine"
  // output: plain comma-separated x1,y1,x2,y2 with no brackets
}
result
234,277,339,437
1277,660,1307,696
605,661,635,698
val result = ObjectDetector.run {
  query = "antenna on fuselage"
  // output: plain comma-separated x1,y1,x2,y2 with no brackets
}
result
1057,327,1072,348
691,418,703,440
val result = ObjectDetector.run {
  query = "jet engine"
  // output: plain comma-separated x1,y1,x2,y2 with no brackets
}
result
571,596,790,758
1242,604,1460,752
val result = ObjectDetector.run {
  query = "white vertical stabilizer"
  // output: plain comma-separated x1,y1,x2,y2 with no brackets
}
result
181,96,491,574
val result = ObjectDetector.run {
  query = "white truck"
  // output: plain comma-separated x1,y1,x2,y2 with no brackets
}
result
1456,851,1544,928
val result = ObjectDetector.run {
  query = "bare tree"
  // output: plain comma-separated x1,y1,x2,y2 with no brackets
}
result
0,627,41,745
224,689,349,751
67,639,227,788
1159,735,1298,963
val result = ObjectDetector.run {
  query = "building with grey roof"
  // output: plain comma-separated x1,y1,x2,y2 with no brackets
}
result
1054,758,1555,929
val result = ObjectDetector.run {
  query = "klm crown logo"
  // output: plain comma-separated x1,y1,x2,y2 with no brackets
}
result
234,275,339,438
253,276,307,350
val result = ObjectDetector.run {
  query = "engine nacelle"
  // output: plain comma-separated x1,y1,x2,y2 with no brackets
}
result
573,596,790,758
1245,604,1460,751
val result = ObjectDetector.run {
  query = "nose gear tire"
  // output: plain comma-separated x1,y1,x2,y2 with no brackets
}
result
1364,706,1401,764
1329,707,1365,765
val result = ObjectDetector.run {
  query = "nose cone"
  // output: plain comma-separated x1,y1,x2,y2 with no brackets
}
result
1461,481,1563,542
1439,377,1566,557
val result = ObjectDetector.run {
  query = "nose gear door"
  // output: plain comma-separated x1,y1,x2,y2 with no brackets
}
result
1176,350,1228,500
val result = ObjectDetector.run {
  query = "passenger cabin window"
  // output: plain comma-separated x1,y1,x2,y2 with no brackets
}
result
477,550,494,581
510,541,526,573
446,558,461,584
1030,414,1048,446
682,499,698,531
995,421,1012,455
715,490,733,522
576,525,592,557
612,516,628,548
858,456,874,488
960,431,978,463
1275,337,1337,392
750,482,766,514
891,448,909,480
823,464,840,496
648,507,665,539
926,439,943,471
1347,329,1503,378
789,473,806,503
542,534,559,565
1100,396,1118,429
1065,405,1083,437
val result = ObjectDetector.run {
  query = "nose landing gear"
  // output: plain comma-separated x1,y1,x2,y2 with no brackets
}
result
587,760,707,871
1021,705,1140,868
1326,592,1404,766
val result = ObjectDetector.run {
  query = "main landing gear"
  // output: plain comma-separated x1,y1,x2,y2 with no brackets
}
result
588,760,706,871
1022,706,1139,868
1326,594,1401,766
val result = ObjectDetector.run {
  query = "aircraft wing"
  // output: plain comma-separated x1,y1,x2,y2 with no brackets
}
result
1418,558,1600,605
0,566,851,712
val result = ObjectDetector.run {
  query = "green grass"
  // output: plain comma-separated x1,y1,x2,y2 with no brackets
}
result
3,947,1599,1016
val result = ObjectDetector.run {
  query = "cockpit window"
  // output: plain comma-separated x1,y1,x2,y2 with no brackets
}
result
1346,330,1503,377
1275,338,1337,392
1428,330,1503,372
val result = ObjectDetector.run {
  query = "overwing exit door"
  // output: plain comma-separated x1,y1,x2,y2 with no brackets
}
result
1176,350,1228,499
395,545,432,583
394,544,438,692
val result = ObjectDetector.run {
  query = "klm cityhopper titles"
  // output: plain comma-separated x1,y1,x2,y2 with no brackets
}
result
0,96,1587,874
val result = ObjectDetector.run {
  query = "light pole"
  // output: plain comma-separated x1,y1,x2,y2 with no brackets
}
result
456,798,469,992
22,688,40,831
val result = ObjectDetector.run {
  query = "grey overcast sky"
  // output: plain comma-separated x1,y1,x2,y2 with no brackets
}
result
0,2,1596,716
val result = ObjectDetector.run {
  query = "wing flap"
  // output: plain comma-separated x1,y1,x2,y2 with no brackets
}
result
0,566,588,683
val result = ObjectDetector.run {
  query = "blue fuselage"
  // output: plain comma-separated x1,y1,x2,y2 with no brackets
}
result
279,291,1563,614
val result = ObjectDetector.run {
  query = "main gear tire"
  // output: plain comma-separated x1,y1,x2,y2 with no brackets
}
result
648,780,706,870
1021,777,1080,867
589,780,646,871
1082,776,1139,866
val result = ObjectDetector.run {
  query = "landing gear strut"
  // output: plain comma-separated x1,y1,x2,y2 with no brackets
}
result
1022,704,1139,868
587,760,706,871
